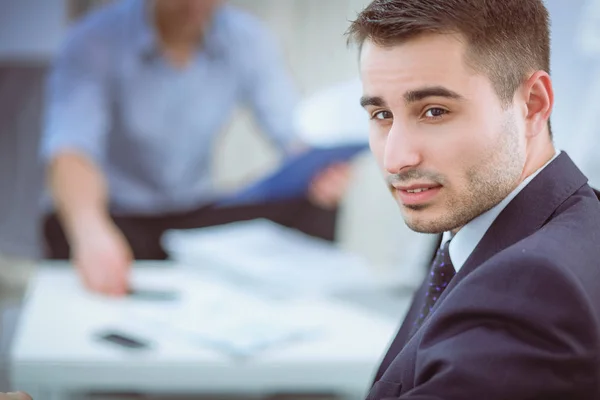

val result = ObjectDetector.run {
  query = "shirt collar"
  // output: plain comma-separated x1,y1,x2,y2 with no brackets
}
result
442,150,561,272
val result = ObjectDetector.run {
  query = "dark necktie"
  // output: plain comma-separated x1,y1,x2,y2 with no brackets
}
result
415,239,455,327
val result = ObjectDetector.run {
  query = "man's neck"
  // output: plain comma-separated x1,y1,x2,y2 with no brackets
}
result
519,135,556,184
450,137,556,236
153,10,210,68
158,23,205,48
447,147,561,269
153,0,219,47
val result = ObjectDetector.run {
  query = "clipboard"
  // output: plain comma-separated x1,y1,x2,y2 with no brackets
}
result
217,143,368,207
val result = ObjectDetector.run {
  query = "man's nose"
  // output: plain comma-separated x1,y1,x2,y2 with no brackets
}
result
383,122,422,175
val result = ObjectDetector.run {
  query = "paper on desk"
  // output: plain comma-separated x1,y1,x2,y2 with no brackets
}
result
217,143,368,207
121,274,323,358
161,219,379,297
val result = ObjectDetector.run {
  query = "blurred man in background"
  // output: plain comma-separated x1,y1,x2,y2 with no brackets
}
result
40,0,350,296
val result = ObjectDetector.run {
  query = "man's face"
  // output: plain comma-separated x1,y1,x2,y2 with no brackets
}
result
155,0,224,27
360,34,527,234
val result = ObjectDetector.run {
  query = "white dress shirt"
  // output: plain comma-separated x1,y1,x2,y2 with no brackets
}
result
441,151,561,272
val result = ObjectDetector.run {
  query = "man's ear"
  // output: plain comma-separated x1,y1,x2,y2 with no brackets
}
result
522,70,553,138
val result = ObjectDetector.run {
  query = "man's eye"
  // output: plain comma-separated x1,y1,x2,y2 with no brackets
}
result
372,110,393,120
424,108,448,119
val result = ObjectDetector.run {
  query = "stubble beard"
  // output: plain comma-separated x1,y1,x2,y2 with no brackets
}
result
401,114,525,234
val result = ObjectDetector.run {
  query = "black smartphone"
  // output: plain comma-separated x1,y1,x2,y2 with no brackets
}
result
96,330,151,350
127,288,179,301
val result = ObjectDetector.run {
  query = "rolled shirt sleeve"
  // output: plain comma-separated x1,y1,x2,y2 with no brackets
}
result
40,26,112,165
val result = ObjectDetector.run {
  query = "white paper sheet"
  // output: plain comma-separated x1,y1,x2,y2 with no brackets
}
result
161,219,380,297
120,272,323,358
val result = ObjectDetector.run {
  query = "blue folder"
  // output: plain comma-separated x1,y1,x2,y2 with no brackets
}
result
218,143,368,207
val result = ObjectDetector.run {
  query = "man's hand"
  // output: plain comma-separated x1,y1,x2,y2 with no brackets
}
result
0,392,32,400
70,218,133,297
308,162,353,209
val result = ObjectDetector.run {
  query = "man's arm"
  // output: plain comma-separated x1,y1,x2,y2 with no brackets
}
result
40,24,132,295
48,152,109,245
397,253,599,399
40,28,113,237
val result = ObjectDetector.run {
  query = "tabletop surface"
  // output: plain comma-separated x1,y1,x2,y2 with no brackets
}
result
10,262,407,393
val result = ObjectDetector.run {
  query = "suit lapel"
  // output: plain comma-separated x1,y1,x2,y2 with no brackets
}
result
373,234,442,382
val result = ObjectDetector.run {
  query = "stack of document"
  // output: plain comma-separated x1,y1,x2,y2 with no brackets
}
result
161,219,379,298
123,274,322,357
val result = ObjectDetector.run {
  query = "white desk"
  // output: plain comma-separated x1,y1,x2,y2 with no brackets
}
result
9,262,407,400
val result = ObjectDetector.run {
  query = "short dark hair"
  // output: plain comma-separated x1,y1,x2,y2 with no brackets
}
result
346,0,551,107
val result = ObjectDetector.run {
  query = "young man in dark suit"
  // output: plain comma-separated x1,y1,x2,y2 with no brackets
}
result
348,0,600,398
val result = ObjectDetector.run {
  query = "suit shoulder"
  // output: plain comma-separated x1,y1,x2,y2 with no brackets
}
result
495,182,600,281
447,244,600,346
521,186,600,279
466,219,600,322
473,243,581,294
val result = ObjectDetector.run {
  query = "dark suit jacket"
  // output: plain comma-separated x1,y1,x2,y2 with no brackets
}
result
368,152,600,399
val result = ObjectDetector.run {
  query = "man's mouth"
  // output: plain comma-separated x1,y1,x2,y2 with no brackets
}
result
394,184,442,206
405,188,432,194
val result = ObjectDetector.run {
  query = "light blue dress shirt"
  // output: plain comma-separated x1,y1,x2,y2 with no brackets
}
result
40,0,300,215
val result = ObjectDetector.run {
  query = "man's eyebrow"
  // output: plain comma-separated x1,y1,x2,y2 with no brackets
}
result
404,86,464,103
360,86,464,109
360,96,386,108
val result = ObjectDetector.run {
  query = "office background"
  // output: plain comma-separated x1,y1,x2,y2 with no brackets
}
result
0,0,436,280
